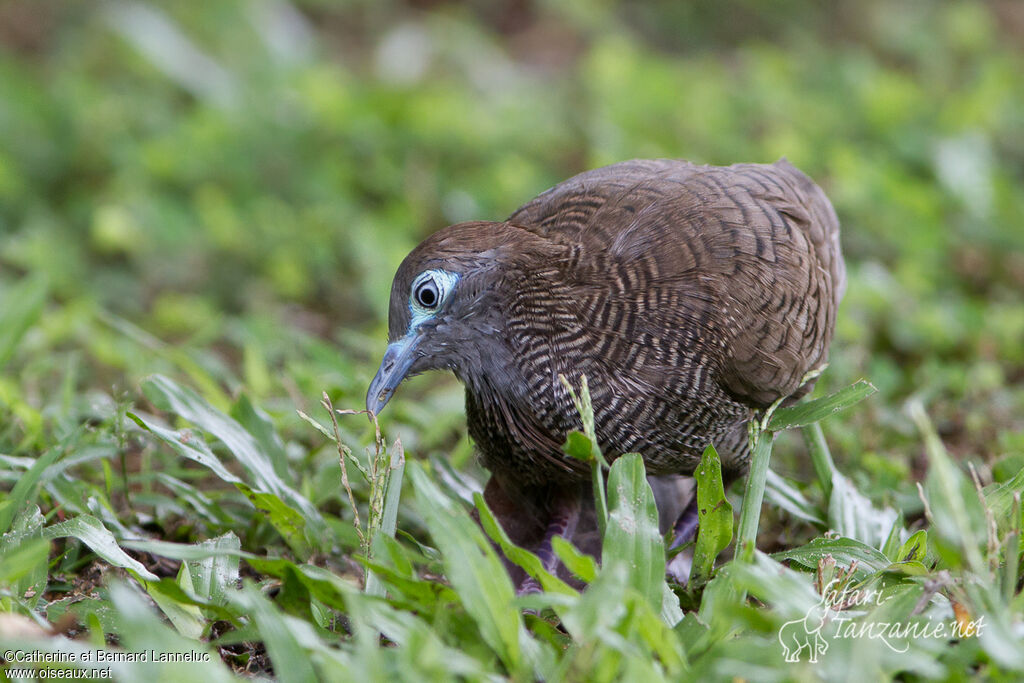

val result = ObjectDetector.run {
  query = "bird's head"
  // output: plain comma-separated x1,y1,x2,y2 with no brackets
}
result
366,221,549,415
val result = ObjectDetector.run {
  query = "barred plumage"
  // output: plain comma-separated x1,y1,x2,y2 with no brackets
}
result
371,158,843,482
367,158,845,585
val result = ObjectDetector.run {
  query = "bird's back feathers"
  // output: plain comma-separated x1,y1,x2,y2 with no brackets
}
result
389,158,845,487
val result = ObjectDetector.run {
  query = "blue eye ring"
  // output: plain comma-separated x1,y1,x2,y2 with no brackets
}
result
408,269,460,327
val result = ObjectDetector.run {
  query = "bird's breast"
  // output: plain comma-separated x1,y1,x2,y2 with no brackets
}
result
462,344,754,486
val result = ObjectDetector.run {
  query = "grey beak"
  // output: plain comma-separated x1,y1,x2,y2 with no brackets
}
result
366,335,420,415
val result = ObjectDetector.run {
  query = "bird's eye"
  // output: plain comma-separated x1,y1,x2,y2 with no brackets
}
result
414,277,440,309
408,269,458,323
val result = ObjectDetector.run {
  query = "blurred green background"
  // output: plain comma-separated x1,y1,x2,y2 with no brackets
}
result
2,0,1023,503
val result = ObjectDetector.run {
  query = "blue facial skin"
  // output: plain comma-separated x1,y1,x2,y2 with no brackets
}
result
366,269,459,415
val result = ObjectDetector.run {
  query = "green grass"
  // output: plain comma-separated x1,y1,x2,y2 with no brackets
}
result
2,1,1024,680
3,365,1021,680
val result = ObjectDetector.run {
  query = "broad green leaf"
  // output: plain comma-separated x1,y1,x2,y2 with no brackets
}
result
603,453,667,614
362,558,458,609
121,537,254,562
674,612,711,660
561,560,684,679
562,430,594,461
186,532,241,606
882,560,931,576
409,463,535,676
628,593,687,675
772,536,891,578
371,532,416,579
0,505,47,607
558,561,630,644
896,529,928,564
694,565,745,644
552,535,598,584
238,486,312,558
244,559,355,613
660,582,684,627
148,571,206,639
276,563,317,622
129,412,243,485
44,515,159,581
689,444,734,587
767,380,876,431
0,538,49,591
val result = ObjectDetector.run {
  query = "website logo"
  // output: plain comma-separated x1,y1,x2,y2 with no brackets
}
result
778,579,985,662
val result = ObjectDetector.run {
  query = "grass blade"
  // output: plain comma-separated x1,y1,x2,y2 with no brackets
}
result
764,469,825,527
735,431,774,564
0,442,63,534
231,584,320,683
802,422,836,498
365,438,406,598
408,462,534,676
142,374,326,533
43,515,159,582
768,380,876,431
475,492,578,596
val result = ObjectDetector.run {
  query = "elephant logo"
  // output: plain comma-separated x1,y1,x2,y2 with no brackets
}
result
778,601,831,663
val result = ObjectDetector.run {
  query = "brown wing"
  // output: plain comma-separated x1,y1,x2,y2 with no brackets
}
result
508,158,845,409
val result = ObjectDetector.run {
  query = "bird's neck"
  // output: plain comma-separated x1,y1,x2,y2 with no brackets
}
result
453,333,523,404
